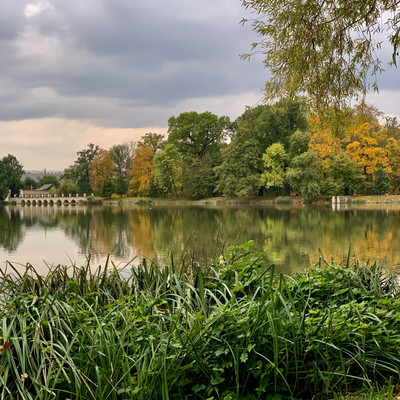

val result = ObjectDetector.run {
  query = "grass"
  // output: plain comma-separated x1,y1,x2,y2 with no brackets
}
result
1,243,400,399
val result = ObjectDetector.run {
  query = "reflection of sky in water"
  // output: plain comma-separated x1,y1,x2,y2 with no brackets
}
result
1,206,138,275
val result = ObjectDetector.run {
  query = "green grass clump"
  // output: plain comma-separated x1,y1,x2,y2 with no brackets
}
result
1,243,400,399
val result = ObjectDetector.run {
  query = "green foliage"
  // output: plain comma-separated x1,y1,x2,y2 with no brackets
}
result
216,102,306,197
182,154,218,199
167,111,229,160
216,136,263,196
0,154,24,199
62,143,101,195
38,174,60,188
288,129,310,159
261,143,287,190
22,177,38,190
58,179,80,196
1,246,400,399
323,153,366,196
153,144,183,197
286,151,323,200
241,0,400,110
101,176,115,197
374,166,392,195
137,132,165,153
109,142,134,195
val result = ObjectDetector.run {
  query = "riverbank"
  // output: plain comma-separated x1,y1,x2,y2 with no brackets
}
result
1,243,400,399
103,195,305,207
101,194,400,208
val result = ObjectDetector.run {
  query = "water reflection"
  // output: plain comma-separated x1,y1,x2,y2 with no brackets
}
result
1,204,400,274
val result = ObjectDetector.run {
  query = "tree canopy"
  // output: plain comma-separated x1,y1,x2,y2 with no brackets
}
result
241,0,400,110
0,154,24,199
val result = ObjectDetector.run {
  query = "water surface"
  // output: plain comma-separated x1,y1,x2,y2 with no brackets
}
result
1,204,400,275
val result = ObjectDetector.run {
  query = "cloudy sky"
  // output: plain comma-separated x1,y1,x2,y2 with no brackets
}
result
1,0,399,170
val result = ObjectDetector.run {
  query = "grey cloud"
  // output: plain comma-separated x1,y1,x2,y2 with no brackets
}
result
0,0,264,125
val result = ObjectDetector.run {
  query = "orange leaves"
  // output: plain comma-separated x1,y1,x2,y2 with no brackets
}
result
89,150,116,195
0,342,11,352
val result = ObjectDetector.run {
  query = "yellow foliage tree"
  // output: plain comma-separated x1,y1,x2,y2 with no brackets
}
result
129,145,155,197
308,127,342,173
344,122,391,179
89,150,115,195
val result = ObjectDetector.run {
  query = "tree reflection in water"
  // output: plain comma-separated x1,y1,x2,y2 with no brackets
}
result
2,204,400,273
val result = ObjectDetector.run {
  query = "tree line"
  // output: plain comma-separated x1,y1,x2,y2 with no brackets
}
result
2,100,400,201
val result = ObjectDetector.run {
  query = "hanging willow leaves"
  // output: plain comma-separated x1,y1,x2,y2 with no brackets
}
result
241,0,400,110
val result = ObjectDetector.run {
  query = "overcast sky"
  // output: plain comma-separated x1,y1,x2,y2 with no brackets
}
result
1,0,399,170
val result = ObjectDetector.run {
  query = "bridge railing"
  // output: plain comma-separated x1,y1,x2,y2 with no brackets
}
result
11,193,88,199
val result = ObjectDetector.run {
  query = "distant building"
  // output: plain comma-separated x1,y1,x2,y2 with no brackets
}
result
23,170,63,181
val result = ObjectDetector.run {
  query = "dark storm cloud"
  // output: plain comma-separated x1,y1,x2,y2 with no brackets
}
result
0,0,265,125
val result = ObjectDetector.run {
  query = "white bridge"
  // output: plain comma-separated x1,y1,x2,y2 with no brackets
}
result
9,193,89,206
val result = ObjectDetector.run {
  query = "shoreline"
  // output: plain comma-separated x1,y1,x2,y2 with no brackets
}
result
103,194,400,207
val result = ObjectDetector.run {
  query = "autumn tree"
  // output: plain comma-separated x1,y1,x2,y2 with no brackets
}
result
89,150,115,196
241,0,400,110
344,122,392,180
308,124,342,173
129,146,156,197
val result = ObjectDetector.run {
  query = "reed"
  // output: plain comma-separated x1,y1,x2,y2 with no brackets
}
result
1,243,400,399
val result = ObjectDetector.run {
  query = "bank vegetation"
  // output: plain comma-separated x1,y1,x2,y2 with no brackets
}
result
1,243,400,399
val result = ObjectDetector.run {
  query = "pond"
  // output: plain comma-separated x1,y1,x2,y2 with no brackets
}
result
1,203,400,275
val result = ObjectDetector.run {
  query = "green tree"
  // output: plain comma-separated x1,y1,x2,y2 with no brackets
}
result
322,153,365,196
216,101,307,197
241,0,400,110
62,143,101,195
101,176,115,198
261,143,287,191
58,179,80,196
38,175,60,188
216,136,263,197
286,152,323,200
138,133,165,153
0,154,24,199
109,142,134,195
385,116,400,140
23,177,38,190
153,144,183,197
167,111,229,160
374,165,392,194
182,154,218,199
288,130,310,159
